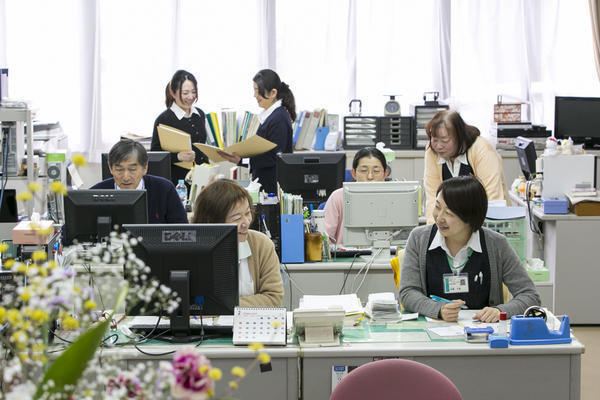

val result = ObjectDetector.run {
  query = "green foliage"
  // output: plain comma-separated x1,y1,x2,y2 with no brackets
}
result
33,284,128,399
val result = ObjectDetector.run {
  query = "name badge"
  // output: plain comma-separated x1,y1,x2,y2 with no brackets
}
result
443,273,469,294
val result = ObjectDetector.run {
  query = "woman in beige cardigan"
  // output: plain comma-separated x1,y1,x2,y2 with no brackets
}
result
424,110,509,224
192,179,283,307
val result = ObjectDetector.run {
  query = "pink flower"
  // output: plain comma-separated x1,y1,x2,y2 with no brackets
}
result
107,372,144,398
170,346,215,400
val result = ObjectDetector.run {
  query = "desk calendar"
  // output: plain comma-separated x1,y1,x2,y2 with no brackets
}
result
232,307,287,345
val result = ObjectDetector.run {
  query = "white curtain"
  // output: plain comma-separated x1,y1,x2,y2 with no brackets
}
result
2,0,600,153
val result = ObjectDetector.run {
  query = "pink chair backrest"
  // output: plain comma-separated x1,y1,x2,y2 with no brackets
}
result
330,358,462,400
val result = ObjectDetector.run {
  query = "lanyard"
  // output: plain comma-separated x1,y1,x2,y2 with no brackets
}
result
446,248,473,274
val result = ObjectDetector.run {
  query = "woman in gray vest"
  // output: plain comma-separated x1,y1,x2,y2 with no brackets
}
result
399,176,539,322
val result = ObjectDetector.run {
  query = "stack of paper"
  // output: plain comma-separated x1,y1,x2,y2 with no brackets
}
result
364,292,402,323
299,294,364,319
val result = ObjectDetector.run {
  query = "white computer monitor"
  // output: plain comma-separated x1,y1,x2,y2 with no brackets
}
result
342,181,420,259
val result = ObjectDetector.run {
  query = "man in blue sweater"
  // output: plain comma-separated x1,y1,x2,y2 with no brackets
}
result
91,139,188,223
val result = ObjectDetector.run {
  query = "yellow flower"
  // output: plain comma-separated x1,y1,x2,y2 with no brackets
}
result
37,226,54,237
208,368,222,380
199,365,208,374
18,352,29,362
32,250,47,262
206,389,214,397
6,308,20,324
71,153,87,167
0,306,5,322
0,243,8,253
228,381,239,389
16,191,32,202
19,287,31,302
247,342,264,351
49,181,67,195
46,260,58,270
62,315,79,330
27,181,43,192
32,309,50,323
258,352,271,364
231,366,246,378
15,262,27,273
270,320,282,328
4,259,15,269
83,300,97,310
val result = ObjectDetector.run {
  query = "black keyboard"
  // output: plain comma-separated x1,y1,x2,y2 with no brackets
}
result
331,248,397,258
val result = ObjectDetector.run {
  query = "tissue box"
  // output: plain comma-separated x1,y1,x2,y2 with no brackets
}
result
12,220,55,244
525,259,550,282
542,196,568,214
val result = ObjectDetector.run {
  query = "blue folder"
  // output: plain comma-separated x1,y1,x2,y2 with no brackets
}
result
281,214,304,263
313,126,330,151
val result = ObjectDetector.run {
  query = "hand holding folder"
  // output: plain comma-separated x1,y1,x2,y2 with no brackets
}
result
193,135,276,163
157,124,194,169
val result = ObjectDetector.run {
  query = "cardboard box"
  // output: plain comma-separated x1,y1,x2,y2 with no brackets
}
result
12,220,54,244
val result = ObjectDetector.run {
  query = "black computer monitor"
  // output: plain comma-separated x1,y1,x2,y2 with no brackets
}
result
555,96,600,148
0,189,18,222
123,223,238,342
515,136,537,180
101,151,172,181
276,152,346,206
63,189,147,245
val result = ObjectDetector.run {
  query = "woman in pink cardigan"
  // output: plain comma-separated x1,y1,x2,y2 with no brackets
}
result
424,110,509,224
324,147,390,245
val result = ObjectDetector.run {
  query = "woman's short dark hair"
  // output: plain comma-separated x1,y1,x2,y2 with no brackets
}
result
425,110,480,158
253,69,296,121
352,147,388,171
192,179,254,224
436,176,488,232
108,139,148,167
165,69,198,108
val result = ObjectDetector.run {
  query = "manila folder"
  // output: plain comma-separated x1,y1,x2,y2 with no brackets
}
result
157,124,192,153
193,135,276,163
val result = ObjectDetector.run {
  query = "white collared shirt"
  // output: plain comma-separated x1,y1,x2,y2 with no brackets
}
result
258,99,282,124
429,229,482,273
170,102,200,120
437,152,468,178
238,240,255,297
114,178,145,191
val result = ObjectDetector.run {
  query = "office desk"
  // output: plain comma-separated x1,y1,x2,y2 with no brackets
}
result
301,338,584,400
282,259,397,310
99,344,300,400
511,193,600,323
94,330,583,400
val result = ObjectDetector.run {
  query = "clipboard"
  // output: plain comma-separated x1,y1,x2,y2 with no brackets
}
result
193,135,276,163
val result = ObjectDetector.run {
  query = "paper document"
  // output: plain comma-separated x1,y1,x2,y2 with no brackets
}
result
193,135,276,163
300,294,364,315
157,124,192,153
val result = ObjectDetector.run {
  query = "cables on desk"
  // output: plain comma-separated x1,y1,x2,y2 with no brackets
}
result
339,253,360,294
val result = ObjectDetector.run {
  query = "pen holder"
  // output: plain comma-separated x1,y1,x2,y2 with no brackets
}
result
304,233,322,262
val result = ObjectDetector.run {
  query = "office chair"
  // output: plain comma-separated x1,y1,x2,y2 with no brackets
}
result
330,358,462,400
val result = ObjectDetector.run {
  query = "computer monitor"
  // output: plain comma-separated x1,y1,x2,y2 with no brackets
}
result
63,189,147,245
0,188,18,222
123,223,238,342
515,136,537,180
276,152,346,206
343,181,419,261
554,96,600,148
101,151,172,181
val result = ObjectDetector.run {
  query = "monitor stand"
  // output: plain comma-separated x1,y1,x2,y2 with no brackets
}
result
164,269,203,343
360,240,392,264
96,216,111,241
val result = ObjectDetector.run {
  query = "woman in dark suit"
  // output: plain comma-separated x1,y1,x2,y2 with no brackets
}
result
151,69,208,186
219,69,296,193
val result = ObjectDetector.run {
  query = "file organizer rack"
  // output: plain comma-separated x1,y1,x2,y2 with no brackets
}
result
343,116,380,149
379,116,414,149
251,203,281,260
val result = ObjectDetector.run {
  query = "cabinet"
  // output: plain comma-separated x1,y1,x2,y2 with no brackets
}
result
0,107,34,182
